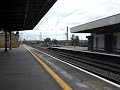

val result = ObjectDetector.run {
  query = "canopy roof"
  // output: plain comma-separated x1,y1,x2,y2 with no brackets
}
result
0,0,57,31
71,13,120,33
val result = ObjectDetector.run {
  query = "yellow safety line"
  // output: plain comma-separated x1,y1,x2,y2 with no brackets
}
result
24,46,72,90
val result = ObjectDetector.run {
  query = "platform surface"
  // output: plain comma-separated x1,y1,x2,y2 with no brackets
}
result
53,46,120,57
0,46,62,90
0,45,119,90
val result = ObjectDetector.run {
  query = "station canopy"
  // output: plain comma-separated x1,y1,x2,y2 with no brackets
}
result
0,0,57,31
71,13,120,33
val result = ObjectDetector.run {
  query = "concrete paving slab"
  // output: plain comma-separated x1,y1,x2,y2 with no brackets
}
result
0,45,62,90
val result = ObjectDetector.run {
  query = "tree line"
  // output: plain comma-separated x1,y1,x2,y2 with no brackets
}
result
24,35,88,47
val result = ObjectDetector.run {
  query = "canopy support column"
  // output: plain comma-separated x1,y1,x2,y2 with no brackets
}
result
5,31,8,52
9,31,12,50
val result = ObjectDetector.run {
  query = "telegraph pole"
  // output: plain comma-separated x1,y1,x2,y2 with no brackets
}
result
40,32,42,46
39,32,41,41
67,26,68,41
39,32,42,41
66,26,68,45
40,32,42,41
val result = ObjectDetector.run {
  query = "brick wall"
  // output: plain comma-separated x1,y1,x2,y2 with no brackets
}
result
0,32,19,48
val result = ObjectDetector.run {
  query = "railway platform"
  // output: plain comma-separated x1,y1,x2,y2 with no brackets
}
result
53,46,120,57
27,44,120,90
0,45,94,90
0,45,62,90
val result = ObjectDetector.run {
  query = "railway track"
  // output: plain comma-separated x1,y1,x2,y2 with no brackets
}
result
28,44,120,85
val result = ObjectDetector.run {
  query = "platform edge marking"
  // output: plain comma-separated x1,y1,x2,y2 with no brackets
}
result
27,45,120,88
24,45,72,90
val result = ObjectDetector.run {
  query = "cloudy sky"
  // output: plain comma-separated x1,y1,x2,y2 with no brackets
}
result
20,0,120,40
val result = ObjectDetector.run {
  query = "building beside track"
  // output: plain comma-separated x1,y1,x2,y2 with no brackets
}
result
0,31,19,48
70,13,120,53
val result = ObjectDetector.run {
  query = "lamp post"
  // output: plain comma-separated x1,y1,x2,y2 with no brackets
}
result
39,32,42,46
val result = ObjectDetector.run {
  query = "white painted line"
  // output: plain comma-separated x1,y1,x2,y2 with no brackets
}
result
26,45,120,88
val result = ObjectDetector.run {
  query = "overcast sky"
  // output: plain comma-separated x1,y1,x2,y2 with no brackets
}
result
20,0,120,40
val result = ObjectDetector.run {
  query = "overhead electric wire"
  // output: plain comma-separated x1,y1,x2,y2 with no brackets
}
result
50,0,110,31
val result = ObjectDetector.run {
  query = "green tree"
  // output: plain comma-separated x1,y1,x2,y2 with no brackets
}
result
52,39,58,45
70,34,75,46
70,35,80,46
75,36,79,46
44,38,51,46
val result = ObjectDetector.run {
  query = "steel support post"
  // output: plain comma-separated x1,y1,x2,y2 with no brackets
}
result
9,31,12,50
5,31,8,52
